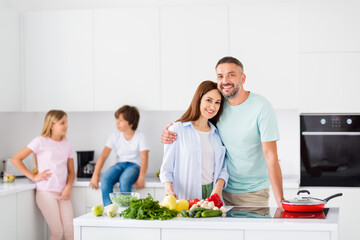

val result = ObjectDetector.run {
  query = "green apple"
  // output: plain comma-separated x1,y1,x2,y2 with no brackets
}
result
91,204,104,216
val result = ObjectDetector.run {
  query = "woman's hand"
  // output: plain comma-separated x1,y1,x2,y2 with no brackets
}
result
164,182,178,199
33,169,52,182
211,178,225,200
210,189,222,200
61,185,72,200
161,123,177,144
166,191,178,200
90,175,99,189
135,176,145,190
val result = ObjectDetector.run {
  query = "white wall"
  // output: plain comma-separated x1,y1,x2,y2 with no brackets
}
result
0,109,299,177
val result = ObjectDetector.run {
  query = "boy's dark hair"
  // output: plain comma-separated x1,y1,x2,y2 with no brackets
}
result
115,105,140,130
215,56,244,71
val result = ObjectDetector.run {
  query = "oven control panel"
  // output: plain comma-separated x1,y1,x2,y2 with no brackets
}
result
301,114,360,131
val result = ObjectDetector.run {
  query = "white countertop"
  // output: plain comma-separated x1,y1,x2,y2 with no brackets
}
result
73,207,339,231
0,178,35,197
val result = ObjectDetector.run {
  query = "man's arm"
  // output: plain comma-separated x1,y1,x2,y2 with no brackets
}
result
262,141,285,207
161,123,177,144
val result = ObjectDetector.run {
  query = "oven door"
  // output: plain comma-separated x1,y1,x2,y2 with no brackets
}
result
301,132,360,186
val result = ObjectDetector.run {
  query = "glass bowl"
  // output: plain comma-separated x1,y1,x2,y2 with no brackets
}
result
109,192,140,207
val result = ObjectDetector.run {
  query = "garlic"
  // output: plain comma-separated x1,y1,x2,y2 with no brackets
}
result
220,206,226,213
208,201,215,208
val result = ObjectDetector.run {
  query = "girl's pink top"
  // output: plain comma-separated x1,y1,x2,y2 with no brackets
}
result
27,136,73,193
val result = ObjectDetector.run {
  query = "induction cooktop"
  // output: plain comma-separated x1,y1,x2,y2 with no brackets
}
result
226,207,329,219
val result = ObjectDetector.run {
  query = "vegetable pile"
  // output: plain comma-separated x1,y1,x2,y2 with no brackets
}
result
186,193,227,217
120,195,178,220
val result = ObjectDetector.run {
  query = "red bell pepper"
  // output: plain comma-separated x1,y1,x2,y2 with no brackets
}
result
188,198,200,208
209,193,223,208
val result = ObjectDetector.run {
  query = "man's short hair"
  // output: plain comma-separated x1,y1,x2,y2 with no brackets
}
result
215,56,244,71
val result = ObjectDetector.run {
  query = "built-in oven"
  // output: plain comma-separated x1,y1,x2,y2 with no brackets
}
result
300,114,360,187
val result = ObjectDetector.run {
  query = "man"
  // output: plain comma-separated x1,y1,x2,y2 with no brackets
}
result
162,56,285,207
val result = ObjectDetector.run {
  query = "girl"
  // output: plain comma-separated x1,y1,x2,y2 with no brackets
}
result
11,110,75,240
90,105,149,206
160,81,229,200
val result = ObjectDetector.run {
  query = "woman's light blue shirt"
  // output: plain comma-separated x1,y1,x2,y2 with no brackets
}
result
160,121,229,200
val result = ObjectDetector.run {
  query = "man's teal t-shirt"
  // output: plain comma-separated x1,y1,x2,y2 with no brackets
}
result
217,92,280,193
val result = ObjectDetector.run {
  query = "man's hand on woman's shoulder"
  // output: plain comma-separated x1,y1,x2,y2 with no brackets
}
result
161,123,177,144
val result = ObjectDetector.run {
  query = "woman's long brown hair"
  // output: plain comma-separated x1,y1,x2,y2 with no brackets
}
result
176,80,224,126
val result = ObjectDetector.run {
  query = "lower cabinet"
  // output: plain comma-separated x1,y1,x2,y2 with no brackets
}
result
245,230,330,240
16,190,45,240
0,194,16,240
0,190,44,240
71,187,87,217
76,227,334,240
162,229,244,240
81,227,160,240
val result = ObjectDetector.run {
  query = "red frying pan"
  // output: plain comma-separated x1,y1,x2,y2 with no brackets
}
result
281,190,342,212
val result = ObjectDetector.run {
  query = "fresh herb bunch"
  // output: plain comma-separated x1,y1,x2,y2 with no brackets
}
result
110,194,138,207
120,194,177,220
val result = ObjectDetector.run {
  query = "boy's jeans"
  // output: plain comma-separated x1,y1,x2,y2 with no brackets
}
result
101,161,140,206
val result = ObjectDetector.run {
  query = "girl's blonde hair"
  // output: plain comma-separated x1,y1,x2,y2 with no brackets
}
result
41,110,67,138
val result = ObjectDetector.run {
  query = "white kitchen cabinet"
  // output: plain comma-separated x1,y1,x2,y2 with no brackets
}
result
245,230,329,240
298,0,360,52
81,227,160,240
0,7,21,111
16,190,44,240
85,187,103,210
160,5,228,111
229,1,298,109
162,229,244,240
154,187,165,201
300,187,360,240
0,193,16,240
136,187,155,199
71,187,87,218
93,8,160,111
23,10,94,111
298,52,360,113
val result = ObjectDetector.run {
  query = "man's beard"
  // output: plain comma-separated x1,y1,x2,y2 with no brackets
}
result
220,84,241,99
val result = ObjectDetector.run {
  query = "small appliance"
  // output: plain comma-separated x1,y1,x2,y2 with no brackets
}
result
76,151,95,178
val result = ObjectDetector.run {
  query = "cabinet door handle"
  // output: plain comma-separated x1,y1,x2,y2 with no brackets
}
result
302,132,360,136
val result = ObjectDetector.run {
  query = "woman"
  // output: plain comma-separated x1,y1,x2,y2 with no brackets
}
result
160,80,228,200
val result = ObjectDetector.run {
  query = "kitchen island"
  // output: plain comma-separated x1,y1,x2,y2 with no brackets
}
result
73,207,339,240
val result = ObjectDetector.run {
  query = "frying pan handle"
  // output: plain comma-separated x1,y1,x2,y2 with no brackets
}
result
297,190,310,196
323,193,343,202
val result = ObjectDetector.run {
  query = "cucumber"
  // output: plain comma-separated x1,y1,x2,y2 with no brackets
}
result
195,211,202,218
201,210,222,218
180,209,188,217
193,207,207,212
188,210,196,218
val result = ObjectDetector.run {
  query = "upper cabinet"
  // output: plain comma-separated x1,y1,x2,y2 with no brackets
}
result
0,7,21,111
229,1,298,109
24,10,94,111
298,52,360,113
93,8,160,111
160,5,228,111
298,0,360,113
298,0,360,52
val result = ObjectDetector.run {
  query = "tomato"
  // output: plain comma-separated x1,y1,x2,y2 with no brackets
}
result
188,198,200,208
